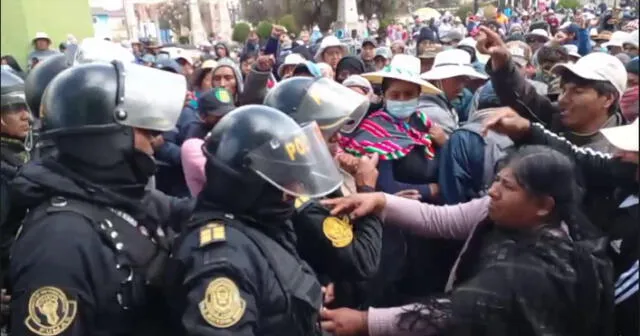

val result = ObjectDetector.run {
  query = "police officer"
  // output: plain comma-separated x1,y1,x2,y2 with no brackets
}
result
9,60,186,335
0,69,32,330
170,105,344,335
264,77,383,308
24,53,71,158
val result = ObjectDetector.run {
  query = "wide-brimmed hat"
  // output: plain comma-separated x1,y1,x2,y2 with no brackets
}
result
551,52,627,95
421,49,489,80
32,32,52,44
602,31,630,48
600,118,639,152
361,54,441,94
525,29,550,41
623,30,639,48
314,36,348,62
278,53,306,77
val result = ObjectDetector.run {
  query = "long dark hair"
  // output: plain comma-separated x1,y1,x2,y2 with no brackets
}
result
396,146,609,334
2,55,24,74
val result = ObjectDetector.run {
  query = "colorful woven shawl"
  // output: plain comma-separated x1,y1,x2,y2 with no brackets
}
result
339,110,436,160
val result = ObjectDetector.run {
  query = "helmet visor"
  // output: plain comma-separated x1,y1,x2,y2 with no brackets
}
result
247,122,343,198
1,92,30,114
116,62,187,132
297,78,369,136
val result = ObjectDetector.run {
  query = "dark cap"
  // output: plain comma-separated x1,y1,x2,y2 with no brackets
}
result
361,38,377,48
198,87,235,116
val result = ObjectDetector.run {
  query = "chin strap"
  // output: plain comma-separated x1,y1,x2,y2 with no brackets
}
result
23,129,33,152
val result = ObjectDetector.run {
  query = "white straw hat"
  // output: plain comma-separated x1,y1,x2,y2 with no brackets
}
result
314,36,348,62
602,31,630,48
32,32,51,43
421,49,489,80
278,53,306,77
361,54,441,94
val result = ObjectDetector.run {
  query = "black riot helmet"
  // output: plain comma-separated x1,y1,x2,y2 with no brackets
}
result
40,60,186,172
201,105,343,212
263,77,369,138
24,54,70,117
1,69,28,111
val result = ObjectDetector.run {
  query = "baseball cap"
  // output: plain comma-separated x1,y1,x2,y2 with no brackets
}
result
374,47,392,59
600,118,639,152
551,52,627,95
362,38,377,48
506,41,532,67
198,87,235,117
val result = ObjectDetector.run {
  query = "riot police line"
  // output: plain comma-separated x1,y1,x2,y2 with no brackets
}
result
0,39,378,336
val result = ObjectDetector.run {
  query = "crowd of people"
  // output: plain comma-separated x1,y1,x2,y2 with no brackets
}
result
0,2,638,336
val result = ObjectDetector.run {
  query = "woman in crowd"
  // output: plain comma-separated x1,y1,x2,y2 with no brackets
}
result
320,145,613,336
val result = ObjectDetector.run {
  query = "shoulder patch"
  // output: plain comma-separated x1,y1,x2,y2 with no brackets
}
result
199,222,226,247
25,286,77,336
322,216,353,248
294,195,311,209
199,277,246,328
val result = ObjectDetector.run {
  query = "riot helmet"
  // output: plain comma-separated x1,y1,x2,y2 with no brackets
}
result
1,69,27,109
40,60,186,180
1,69,31,143
264,77,369,138
24,54,70,117
201,105,343,212
73,37,135,65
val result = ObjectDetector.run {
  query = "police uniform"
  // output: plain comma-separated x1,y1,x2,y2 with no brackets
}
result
0,69,33,330
169,105,344,335
264,77,382,308
9,58,187,335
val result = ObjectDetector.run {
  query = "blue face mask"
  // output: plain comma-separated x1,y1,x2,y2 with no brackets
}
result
386,98,418,119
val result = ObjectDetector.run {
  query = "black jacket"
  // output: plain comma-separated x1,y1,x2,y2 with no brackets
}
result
521,122,639,336
486,59,626,153
8,158,187,336
170,205,323,336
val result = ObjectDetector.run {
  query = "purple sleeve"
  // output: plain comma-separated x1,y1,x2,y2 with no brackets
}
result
368,305,435,336
380,194,490,239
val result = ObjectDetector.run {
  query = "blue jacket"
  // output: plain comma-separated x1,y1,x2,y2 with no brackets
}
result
437,130,485,205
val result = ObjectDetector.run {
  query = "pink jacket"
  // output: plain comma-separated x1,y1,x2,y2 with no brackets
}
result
181,138,207,196
367,194,491,336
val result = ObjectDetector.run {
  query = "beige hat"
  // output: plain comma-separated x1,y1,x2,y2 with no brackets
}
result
600,118,639,152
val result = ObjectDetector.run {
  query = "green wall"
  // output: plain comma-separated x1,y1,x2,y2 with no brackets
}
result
1,0,94,69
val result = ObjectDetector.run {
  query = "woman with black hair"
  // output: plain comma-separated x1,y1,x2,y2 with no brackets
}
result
319,145,613,336
1,55,26,78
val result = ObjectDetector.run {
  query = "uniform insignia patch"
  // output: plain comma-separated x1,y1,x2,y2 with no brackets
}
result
294,195,310,209
199,222,226,247
199,277,246,328
322,216,353,248
25,286,77,336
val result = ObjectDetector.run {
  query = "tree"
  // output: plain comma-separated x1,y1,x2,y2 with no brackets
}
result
278,14,299,35
158,0,191,34
358,0,397,20
232,22,252,43
557,0,580,9
256,21,274,39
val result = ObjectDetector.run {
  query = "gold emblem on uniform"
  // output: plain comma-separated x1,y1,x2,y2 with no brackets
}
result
199,277,246,328
25,286,77,336
322,216,353,248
